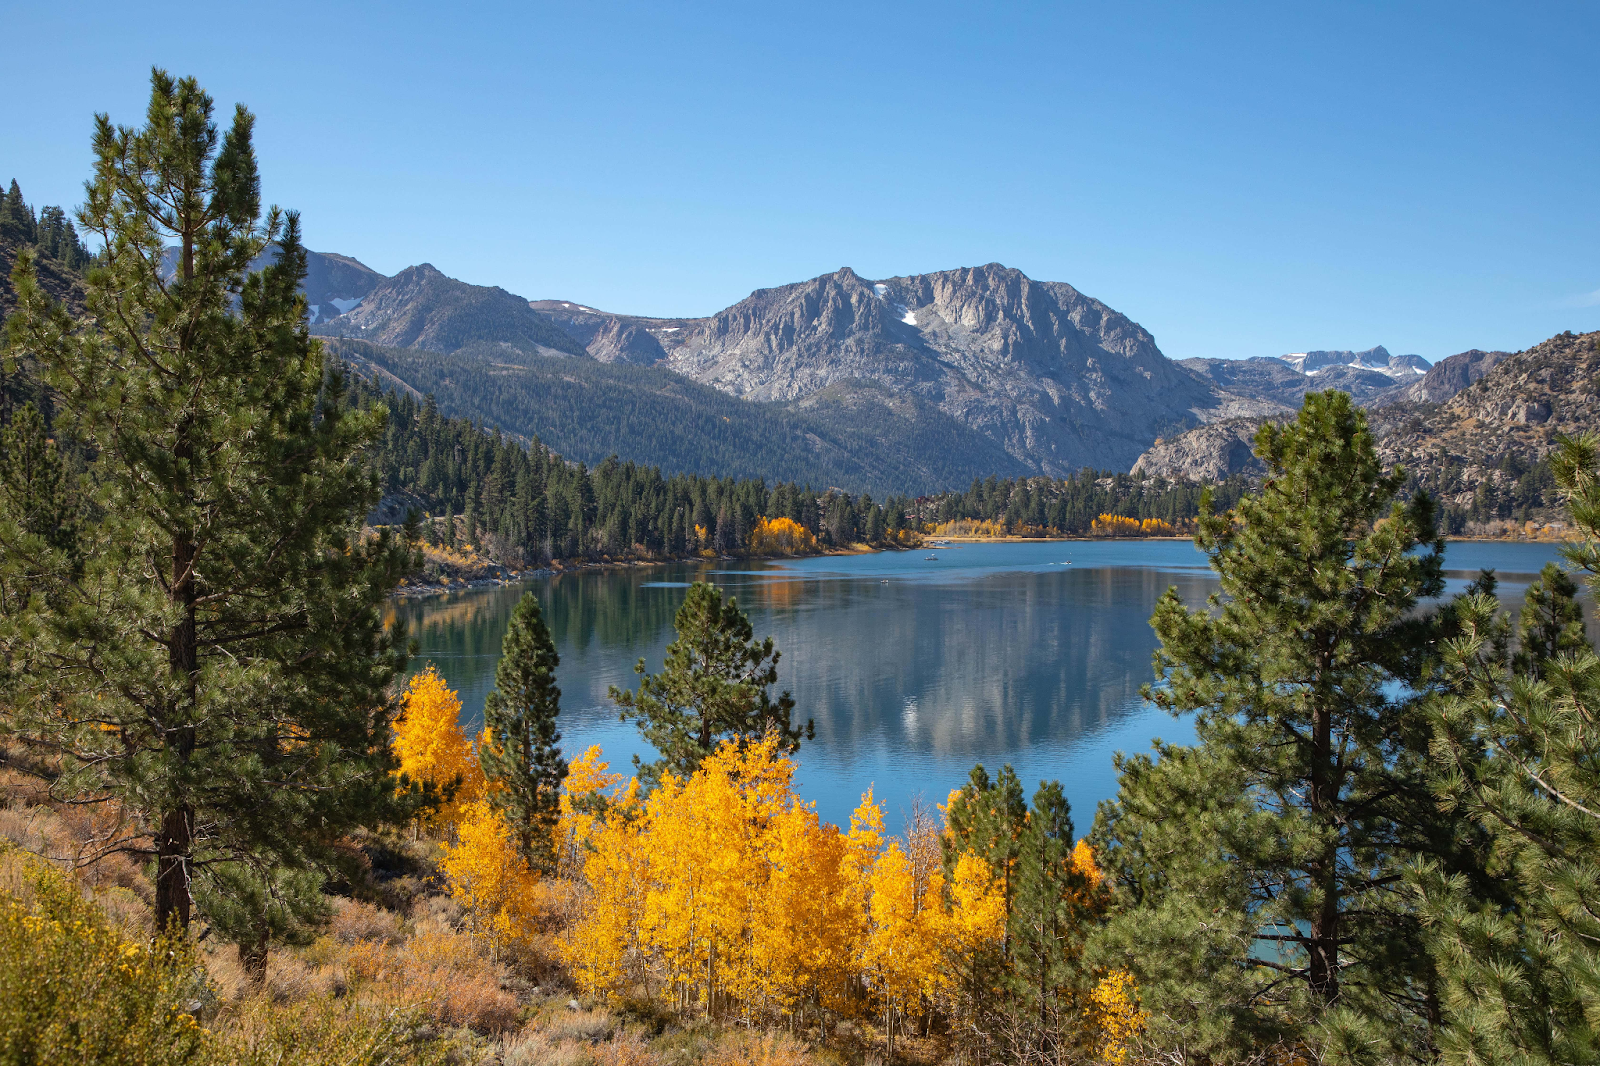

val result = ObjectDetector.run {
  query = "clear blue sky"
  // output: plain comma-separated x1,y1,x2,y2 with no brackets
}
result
5,1,1597,362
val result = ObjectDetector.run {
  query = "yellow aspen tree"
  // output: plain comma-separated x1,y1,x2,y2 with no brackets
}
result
841,788,885,1020
640,771,715,1012
1087,970,1148,1064
754,800,853,1021
704,735,793,1016
944,851,1007,1039
564,777,648,999
391,665,484,827
558,744,624,877
438,798,541,958
864,840,946,1060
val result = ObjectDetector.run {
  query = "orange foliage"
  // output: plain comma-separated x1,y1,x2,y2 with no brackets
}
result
560,740,1005,1031
748,516,819,556
438,799,542,956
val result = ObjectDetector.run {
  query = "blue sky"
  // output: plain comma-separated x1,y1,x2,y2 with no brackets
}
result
4,1,1597,361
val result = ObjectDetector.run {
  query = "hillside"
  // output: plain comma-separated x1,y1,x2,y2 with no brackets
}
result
1370,330,1599,509
328,338,1028,494
1132,330,1600,527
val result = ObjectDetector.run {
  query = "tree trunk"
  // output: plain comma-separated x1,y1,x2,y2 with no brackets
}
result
1307,691,1340,1004
154,804,193,931
158,461,199,932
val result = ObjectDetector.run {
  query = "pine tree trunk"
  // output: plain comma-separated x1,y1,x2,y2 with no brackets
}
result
156,511,200,931
154,804,193,931
1307,692,1340,1004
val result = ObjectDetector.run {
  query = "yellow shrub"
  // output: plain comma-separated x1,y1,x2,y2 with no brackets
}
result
0,846,205,1066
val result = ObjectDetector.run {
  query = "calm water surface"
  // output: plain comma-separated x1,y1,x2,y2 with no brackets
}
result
393,540,1577,832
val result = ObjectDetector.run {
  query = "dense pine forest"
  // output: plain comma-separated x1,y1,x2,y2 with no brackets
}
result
353,375,920,562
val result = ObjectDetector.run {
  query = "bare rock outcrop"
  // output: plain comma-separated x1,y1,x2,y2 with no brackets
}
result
1131,419,1272,481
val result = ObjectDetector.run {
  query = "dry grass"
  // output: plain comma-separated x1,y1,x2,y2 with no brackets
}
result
0,778,849,1065
707,1032,817,1066
331,896,404,944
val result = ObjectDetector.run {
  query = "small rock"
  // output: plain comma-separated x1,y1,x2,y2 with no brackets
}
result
567,999,581,1011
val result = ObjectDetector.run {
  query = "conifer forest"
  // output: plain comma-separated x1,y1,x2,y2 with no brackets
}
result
2,69,1600,1066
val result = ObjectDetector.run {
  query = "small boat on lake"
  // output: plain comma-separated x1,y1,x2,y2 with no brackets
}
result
925,553,938,560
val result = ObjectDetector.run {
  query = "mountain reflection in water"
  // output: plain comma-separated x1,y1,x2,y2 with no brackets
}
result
392,539,1576,831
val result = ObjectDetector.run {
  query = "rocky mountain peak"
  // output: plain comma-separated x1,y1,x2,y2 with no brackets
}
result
658,262,1243,474
311,261,585,358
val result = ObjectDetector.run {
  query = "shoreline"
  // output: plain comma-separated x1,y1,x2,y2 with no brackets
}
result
391,532,1577,600
389,544,897,600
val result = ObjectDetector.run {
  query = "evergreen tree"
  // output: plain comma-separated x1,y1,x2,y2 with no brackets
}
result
1007,781,1087,1055
192,864,330,982
1512,561,1586,678
0,71,417,949
610,581,812,787
1418,433,1600,1065
0,179,33,243
480,591,567,874
1089,391,1451,1060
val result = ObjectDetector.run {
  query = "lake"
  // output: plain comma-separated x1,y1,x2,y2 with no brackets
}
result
391,539,1580,834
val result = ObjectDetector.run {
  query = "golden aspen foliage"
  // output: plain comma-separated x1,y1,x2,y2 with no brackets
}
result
1087,969,1148,1064
864,841,947,1051
1088,514,1177,537
1071,837,1103,889
563,778,648,999
753,800,855,1017
748,516,819,556
438,799,541,956
558,744,625,877
946,851,1006,958
391,665,485,826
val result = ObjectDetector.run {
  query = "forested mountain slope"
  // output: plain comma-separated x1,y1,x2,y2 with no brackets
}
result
327,338,1028,495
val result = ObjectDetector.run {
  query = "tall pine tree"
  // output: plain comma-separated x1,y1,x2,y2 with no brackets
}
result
0,71,417,946
611,581,811,787
1419,433,1600,1065
1089,390,1453,1061
480,591,567,875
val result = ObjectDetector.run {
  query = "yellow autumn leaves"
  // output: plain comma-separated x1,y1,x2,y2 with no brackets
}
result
390,665,1146,1058
393,667,539,956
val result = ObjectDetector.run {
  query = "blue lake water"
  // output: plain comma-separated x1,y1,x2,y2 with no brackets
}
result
393,539,1580,834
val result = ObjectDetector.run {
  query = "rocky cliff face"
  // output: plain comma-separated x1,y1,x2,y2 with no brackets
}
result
1369,331,1599,505
1131,418,1275,481
1131,331,1600,498
1382,348,1512,405
313,264,586,357
1275,346,1429,379
656,263,1263,475
530,300,697,365
301,252,385,324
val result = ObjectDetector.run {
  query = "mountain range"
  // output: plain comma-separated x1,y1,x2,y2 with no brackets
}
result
298,252,1318,490
24,239,1581,498
1132,335,1590,516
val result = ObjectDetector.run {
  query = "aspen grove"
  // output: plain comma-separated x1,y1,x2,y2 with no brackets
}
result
393,667,1145,1059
